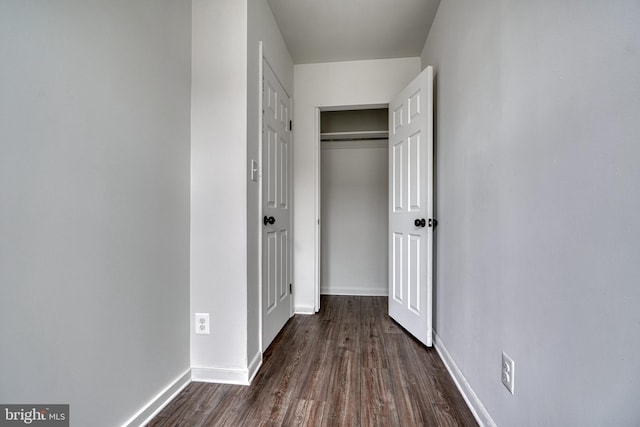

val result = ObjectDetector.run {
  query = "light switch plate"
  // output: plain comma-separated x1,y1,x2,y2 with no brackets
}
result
250,160,258,182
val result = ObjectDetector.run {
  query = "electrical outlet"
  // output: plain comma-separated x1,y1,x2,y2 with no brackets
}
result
502,352,515,394
195,313,210,335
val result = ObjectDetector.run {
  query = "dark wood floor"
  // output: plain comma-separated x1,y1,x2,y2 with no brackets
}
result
149,296,477,427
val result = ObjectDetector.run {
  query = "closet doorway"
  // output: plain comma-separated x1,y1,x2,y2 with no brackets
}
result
319,107,389,297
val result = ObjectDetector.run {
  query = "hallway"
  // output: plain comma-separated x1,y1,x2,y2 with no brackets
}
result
149,296,476,426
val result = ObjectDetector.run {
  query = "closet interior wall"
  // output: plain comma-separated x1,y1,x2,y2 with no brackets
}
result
320,109,389,296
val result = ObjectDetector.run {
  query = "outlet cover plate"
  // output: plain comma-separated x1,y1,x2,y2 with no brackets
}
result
195,313,210,335
502,352,515,394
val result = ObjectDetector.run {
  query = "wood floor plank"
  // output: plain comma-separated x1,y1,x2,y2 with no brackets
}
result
148,295,477,427
295,319,338,402
319,295,342,321
432,401,472,427
147,382,231,427
281,399,325,427
360,296,388,369
321,348,360,427
383,331,440,426
253,323,309,423
197,386,255,427
360,367,400,427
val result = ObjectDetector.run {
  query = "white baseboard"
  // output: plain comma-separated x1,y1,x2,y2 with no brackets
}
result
434,333,496,427
320,287,388,296
247,350,262,384
294,305,315,314
191,364,253,385
123,368,191,427
191,349,263,386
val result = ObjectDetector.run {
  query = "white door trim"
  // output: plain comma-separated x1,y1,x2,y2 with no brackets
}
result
313,103,390,311
258,41,264,354
314,107,321,312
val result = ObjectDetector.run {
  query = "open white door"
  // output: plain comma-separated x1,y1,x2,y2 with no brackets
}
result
388,66,434,346
262,59,292,351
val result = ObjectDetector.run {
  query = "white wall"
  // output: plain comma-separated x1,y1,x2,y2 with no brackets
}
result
421,1,640,425
0,1,191,426
191,0,249,381
247,0,294,368
293,58,420,312
191,0,293,383
321,141,388,295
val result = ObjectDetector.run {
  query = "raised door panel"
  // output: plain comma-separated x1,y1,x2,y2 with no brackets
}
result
265,230,278,314
279,229,289,301
408,131,421,212
392,232,403,302
392,141,404,212
265,125,278,208
279,136,288,209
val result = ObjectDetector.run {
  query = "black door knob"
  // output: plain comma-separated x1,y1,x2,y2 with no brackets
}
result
263,216,276,225
414,218,426,228
428,218,438,228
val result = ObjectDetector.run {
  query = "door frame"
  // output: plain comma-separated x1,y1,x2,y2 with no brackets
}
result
313,103,389,311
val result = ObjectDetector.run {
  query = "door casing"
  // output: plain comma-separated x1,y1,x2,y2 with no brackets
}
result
313,103,390,312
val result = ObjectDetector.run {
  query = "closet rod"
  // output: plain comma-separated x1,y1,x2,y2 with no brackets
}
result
321,137,388,142
320,130,388,142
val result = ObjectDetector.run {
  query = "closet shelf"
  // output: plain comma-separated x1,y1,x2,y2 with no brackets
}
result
320,130,388,141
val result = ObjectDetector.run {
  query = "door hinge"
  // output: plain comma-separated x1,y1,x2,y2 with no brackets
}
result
289,283,292,294
289,120,292,131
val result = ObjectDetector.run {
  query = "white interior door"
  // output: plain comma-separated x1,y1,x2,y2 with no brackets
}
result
388,66,434,346
262,59,292,351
